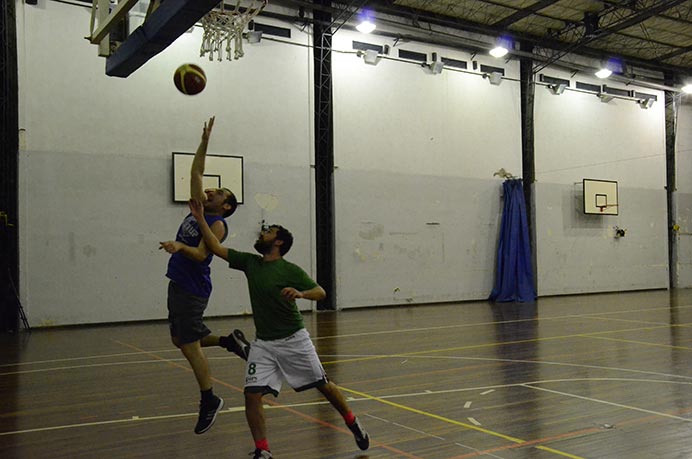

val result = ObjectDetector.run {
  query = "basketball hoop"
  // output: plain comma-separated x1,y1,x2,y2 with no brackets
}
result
200,0,268,62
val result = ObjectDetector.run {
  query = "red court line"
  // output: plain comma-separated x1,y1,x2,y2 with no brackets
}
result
115,340,423,459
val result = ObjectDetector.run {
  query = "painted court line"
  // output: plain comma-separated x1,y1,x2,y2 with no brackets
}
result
339,386,584,459
523,384,692,422
365,413,506,459
114,340,423,459
6,303,692,369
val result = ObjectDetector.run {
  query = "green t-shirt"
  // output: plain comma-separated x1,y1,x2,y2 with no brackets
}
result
227,249,318,340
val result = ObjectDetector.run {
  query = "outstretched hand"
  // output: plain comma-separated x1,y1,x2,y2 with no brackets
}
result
188,198,204,220
159,240,183,253
202,116,215,143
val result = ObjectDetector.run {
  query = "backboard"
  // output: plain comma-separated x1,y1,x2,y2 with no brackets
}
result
583,179,618,215
87,0,222,77
172,152,244,204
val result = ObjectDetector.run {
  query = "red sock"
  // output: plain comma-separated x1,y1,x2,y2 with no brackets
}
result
343,411,356,425
255,439,270,452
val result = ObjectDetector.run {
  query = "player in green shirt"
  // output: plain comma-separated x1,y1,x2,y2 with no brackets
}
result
188,199,369,459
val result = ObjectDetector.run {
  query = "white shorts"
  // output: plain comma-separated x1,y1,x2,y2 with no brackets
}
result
244,328,327,397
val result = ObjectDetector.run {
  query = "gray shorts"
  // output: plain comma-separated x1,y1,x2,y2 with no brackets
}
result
167,281,211,345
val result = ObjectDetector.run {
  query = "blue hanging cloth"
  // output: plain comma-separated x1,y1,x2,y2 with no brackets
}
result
489,179,536,303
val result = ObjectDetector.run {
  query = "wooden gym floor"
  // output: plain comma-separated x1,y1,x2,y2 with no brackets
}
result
2,289,692,458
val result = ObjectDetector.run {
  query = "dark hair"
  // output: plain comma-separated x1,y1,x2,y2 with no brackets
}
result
272,225,293,255
222,188,238,218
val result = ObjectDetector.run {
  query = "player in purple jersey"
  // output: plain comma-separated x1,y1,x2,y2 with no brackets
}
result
159,117,249,434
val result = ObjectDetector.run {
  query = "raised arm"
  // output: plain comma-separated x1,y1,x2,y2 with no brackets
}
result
190,116,215,202
188,198,229,261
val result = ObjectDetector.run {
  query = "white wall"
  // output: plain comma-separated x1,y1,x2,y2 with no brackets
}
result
674,102,692,287
534,68,668,295
331,31,522,307
15,0,686,326
16,0,315,326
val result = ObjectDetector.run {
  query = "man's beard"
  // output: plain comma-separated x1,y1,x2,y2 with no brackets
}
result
254,239,272,255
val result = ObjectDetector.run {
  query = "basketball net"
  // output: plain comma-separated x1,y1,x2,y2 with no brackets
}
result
200,0,268,62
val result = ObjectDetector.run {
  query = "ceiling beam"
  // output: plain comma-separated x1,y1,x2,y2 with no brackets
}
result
491,0,560,29
587,0,689,41
656,43,692,62
531,0,689,72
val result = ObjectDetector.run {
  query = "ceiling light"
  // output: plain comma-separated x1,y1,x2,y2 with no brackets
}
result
489,36,512,58
682,84,692,94
595,57,623,79
489,46,508,58
356,9,377,34
595,68,612,79
356,19,376,34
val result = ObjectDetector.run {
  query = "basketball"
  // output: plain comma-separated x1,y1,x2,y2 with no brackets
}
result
173,63,206,95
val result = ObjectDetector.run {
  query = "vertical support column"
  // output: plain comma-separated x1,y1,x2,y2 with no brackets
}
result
665,72,678,289
313,1,336,310
519,41,536,294
0,0,20,331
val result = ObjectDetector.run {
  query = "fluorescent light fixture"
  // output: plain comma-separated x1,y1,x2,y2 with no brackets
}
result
595,68,612,79
682,84,692,94
489,46,508,58
595,57,623,79
490,36,512,58
356,19,376,34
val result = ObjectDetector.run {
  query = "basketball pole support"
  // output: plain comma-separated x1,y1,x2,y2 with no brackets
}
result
0,0,27,332
520,40,537,296
313,0,367,311
664,71,678,289
313,1,335,311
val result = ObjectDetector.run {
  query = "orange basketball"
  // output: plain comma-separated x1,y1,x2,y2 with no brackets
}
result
173,63,206,95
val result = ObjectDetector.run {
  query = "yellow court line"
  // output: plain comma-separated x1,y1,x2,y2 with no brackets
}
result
323,324,674,366
585,335,692,351
339,386,585,459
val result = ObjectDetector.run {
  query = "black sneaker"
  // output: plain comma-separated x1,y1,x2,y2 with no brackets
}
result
225,329,250,360
194,395,223,434
250,449,273,458
347,417,370,450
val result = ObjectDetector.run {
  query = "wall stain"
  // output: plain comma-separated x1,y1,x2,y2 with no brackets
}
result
358,223,384,240
68,232,76,262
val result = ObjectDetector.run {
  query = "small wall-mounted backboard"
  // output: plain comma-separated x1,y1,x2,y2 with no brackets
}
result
172,152,244,204
583,178,618,215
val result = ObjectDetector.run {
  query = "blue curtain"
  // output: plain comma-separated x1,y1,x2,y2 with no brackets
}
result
489,179,536,303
